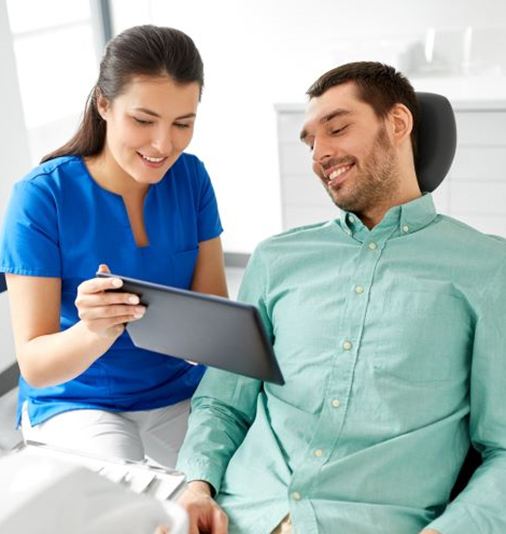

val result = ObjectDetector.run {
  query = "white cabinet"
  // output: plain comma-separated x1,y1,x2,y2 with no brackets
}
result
276,102,506,237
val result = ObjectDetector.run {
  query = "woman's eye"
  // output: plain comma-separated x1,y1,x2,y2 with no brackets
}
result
133,117,153,125
174,123,191,129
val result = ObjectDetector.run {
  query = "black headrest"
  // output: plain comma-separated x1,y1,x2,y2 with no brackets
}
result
415,92,457,192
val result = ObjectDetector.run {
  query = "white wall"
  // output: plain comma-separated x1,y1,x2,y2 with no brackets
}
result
78,1,506,251
0,0,31,371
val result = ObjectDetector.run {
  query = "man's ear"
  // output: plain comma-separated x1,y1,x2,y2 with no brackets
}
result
388,103,413,146
95,89,110,121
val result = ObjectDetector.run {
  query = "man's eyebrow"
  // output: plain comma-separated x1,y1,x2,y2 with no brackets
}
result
321,108,351,123
300,109,352,141
134,107,196,120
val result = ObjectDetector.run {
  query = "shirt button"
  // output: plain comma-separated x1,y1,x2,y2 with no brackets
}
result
368,242,378,250
331,399,341,408
402,224,409,233
343,340,353,351
345,228,352,235
291,491,301,501
314,449,323,457
354,285,364,294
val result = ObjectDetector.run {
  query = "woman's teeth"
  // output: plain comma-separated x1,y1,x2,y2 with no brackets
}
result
141,154,165,163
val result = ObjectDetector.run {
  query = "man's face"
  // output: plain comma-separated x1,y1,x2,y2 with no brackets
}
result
300,82,400,215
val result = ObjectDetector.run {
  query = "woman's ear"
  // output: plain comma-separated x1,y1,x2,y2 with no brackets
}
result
95,89,110,121
388,103,413,146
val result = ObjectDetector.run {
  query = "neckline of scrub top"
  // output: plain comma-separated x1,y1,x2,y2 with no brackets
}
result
77,156,159,250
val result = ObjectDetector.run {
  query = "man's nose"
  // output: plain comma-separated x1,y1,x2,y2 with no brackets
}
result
312,137,334,164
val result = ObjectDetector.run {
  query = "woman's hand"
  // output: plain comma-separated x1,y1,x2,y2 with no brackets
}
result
75,264,146,339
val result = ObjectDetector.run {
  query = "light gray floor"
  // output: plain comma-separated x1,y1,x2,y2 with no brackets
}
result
0,267,245,453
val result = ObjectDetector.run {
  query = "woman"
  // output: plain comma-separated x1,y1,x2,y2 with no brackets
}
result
0,25,227,467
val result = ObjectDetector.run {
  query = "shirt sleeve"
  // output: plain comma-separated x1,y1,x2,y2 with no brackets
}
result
426,260,506,533
0,178,61,277
193,159,223,243
176,246,272,494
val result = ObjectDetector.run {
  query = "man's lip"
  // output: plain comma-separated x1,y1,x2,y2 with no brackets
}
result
323,162,355,186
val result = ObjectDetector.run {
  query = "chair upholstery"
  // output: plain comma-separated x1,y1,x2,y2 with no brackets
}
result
0,273,19,398
414,93,481,499
415,92,457,192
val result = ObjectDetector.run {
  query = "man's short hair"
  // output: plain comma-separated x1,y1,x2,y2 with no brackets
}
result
307,61,419,157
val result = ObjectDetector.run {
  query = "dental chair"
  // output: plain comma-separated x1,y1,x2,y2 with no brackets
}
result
409,91,481,500
0,272,19,398
0,92,481,500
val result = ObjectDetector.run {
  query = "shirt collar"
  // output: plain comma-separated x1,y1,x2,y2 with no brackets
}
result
337,193,437,240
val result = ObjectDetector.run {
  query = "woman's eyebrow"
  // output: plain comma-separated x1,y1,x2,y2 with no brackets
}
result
134,107,161,118
134,107,196,120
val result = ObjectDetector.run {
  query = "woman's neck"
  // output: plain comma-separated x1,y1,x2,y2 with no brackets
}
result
84,149,149,199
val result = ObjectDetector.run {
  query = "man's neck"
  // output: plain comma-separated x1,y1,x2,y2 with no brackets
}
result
359,178,422,229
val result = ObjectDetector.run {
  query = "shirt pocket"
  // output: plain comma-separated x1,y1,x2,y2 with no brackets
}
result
372,289,472,384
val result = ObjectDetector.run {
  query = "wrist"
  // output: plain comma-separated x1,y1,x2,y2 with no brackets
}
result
188,480,213,497
74,320,117,354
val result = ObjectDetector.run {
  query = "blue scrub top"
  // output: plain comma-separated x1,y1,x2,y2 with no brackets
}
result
0,154,223,426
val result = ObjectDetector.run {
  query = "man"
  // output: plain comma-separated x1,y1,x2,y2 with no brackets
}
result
176,62,506,533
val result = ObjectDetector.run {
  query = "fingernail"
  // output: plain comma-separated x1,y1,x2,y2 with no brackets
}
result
112,278,122,288
128,295,139,304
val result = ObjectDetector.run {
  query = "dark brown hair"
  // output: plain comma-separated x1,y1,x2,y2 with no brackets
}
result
41,25,204,163
307,61,419,155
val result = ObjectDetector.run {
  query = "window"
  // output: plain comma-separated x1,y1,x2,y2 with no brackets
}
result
7,0,99,164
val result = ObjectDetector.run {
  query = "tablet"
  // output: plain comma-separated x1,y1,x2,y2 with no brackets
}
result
97,272,284,385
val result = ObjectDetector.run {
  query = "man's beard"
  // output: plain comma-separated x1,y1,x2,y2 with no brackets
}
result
324,125,399,214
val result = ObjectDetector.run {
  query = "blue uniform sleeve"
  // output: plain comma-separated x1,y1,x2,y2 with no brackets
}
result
193,159,223,243
0,178,61,277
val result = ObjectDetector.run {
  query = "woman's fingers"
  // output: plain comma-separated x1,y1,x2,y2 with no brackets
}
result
75,290,140,309
97,263,111,274
78,304,145,321
77,274,123,295
74,272,146,338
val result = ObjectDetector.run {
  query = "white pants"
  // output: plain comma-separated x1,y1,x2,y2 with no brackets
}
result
21,400,190,468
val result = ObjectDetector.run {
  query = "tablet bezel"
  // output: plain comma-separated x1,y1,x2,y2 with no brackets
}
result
96,271,285,385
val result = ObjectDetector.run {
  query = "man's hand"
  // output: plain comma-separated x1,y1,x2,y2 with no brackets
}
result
420,529,441,534
177,480,228,534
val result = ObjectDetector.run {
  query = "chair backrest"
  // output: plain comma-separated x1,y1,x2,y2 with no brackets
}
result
415,92,457,193
0,273,19,397
415,93,482,499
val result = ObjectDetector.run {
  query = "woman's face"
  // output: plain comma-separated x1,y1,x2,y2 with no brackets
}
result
97,74,200,185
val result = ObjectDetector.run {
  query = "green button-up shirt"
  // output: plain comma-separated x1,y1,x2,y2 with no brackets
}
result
177,194,506,534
